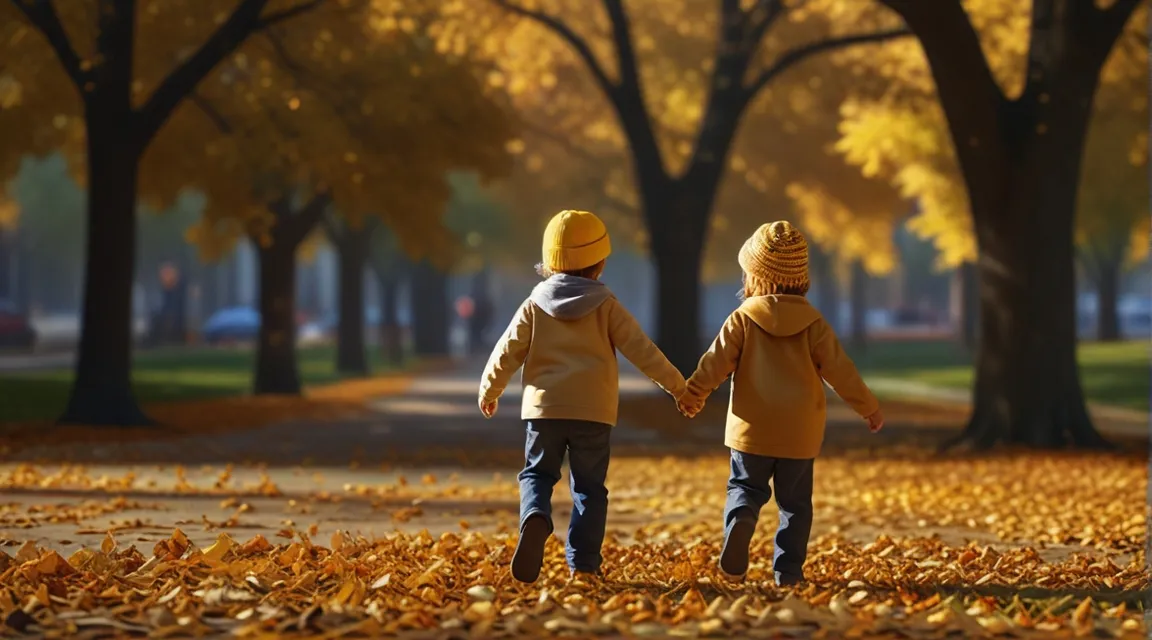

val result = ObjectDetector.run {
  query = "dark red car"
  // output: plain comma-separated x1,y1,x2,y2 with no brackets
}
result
0,302,36,349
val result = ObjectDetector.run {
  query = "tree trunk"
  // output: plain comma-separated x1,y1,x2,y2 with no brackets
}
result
958,261,979,350
254,242,301,394
410,260,449,357
957,129,1109,450
378,274,404,366
1095,259,1121,342
642,178,712,374
59,121,151,426
849,261,868,350
334,232,370,376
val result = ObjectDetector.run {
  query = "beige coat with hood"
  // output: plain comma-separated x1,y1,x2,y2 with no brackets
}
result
685,295,878,459
480,274,686,426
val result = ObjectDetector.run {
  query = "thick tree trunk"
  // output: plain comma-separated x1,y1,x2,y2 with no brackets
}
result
378,275,404,366
849,261,868,351
334,232,370,376
642,179,712,374
254,243,301,395
956,133,1109,450
59,122,151,426
1095,260,1121,342
410,260,449,357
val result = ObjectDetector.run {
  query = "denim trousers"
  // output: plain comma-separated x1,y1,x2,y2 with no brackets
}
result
518,419,612,573
724,450,815,579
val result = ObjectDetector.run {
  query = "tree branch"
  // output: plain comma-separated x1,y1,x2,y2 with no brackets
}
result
189,92,234,134
10,0,89,90
136,0,276,143
489,0,618,98
600,0,640,92
255,0,326,29
744,28,912,97
741,0,785,52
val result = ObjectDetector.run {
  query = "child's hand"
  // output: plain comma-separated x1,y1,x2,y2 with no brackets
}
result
865,408,884,433
478,397,498,419
677,395,704,418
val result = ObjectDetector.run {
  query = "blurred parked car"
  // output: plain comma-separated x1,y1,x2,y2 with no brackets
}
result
202,307,260,345
0,302,36,349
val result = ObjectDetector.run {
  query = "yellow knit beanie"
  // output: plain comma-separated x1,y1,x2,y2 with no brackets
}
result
738,221,809,290
541,210,612,272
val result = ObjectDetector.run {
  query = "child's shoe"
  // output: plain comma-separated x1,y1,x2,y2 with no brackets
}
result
718,518,755,579
774,571,806,588
511,515,551,583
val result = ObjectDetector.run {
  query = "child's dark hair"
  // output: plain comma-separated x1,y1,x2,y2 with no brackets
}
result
536,259,606,280
739,272,809,300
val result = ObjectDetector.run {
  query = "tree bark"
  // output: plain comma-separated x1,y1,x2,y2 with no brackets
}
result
878,0,1136,449
326,217,375,376
410,260,450,357
59,121,152,426
254,242,301,394
1095,259,1121,342
849,261,868,350
251,194,329,395
378,274,404,366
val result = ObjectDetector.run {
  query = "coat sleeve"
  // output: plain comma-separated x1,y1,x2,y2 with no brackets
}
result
684,311,744,401
809,317,880,418
607,299,687,397
478,300,533,402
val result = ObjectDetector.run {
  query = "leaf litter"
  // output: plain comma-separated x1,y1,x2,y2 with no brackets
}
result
0,448,1145,637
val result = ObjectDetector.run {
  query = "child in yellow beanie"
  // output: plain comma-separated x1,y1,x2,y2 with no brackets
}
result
677,221,883,586
479,209,687,584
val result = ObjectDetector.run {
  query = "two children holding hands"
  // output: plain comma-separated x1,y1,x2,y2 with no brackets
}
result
480,210,883,586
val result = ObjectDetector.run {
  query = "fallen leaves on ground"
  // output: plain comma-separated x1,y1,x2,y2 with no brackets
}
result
0,529,1145,638
0,448,1145,637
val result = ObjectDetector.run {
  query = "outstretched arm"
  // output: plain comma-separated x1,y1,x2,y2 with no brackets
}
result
810,318,879,419
479,301,533,404
607,299,686,397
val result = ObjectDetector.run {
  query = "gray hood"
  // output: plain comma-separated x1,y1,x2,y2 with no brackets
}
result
529,274,613,320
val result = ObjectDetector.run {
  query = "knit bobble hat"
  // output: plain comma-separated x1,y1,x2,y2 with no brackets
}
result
738,221,810,290
541,210,612,272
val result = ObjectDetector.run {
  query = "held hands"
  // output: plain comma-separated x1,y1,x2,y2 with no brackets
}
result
864,408,884,433
676,393,705,419
478,396,499,419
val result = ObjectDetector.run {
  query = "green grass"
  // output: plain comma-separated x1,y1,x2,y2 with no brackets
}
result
0,345,404,423
849,339,1149,412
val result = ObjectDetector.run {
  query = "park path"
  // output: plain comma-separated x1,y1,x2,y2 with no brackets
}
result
1,357,1143,561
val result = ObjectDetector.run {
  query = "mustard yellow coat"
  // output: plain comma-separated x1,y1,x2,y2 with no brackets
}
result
684,295,879,459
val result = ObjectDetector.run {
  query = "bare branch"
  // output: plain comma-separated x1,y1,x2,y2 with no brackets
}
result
255,0,326,29
489,0,618,98
10,0,89,90
600,0,640,91
741,0,785,51
136,0,273,142
189,92,234,134
744,28,911,97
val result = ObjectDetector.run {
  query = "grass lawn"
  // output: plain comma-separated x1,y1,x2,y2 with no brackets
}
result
0,345,405,423
849,339,1149,412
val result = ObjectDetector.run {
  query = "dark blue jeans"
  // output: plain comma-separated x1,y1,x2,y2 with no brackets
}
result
724,450,814,579
518,419,612,573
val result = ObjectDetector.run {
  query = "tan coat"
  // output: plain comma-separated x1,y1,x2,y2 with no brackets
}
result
684,295,879,459
479,291,686,427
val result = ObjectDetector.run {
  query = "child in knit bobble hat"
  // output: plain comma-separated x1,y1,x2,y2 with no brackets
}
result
677,221,884,586
478,209,687,584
